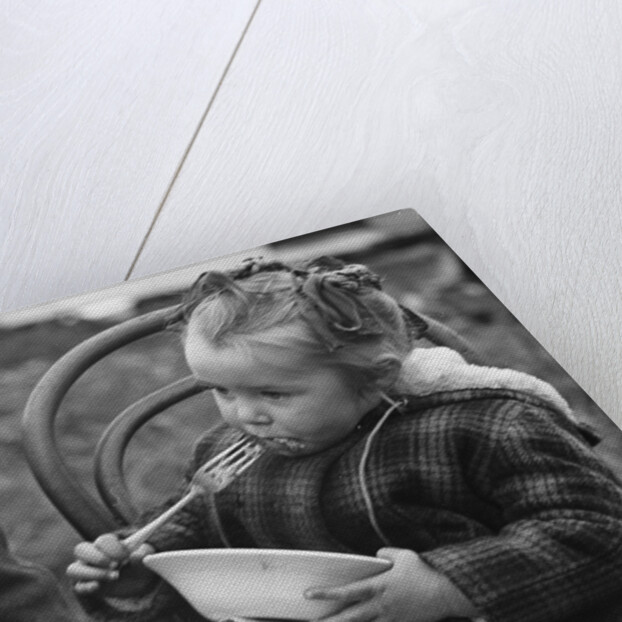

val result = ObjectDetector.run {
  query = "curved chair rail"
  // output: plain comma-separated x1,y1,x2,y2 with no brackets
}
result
418,312,483,365
94,376,204,525
22,305,183,539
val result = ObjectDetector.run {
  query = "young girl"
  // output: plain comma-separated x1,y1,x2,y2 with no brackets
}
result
67,257,622,622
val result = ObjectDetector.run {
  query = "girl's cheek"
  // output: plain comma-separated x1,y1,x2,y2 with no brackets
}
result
215,400,236,422
219,405,235,420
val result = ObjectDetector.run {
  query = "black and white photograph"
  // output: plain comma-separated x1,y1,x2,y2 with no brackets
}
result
2,210,622,622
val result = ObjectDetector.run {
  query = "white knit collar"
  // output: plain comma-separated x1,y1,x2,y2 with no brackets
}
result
394,347,575,422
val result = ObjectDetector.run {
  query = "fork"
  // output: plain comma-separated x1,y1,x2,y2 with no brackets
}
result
122,437,264,551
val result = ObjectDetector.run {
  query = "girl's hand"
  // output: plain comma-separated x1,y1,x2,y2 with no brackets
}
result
304,547,482,622
67,533,155,596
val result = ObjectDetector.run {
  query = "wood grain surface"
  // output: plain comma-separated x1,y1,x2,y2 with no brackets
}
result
0,0,256,310
131,1,622,422
1,1,620,422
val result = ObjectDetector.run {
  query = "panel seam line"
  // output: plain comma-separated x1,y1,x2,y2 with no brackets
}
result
125,0,264,280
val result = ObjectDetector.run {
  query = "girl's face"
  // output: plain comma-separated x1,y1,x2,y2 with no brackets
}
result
184,322,382,456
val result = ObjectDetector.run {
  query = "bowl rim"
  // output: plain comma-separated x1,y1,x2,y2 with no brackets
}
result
143,548,392,568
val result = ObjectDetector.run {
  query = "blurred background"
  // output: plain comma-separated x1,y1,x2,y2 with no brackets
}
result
1,209,620,582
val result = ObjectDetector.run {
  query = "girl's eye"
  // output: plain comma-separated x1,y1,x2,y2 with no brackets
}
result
260,391,287,400
212,387,232,397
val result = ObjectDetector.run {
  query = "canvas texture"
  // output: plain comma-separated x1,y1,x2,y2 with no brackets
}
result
5,211,622,622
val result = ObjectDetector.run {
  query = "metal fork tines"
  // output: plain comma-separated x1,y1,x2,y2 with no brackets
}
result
122,437,264,551
192,437,265,493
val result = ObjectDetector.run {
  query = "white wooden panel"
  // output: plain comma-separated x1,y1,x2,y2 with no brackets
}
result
133,0,622,423
0,0,257,312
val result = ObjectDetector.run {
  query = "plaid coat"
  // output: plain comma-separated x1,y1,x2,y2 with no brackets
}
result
84,388,622,622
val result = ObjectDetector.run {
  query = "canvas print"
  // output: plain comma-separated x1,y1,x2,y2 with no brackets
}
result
3,208,622,622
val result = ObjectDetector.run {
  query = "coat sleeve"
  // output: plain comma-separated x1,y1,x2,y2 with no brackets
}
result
144,430,226,553
76,580,205,622
420,406,622,622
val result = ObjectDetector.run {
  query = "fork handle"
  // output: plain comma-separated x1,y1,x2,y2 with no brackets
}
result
122,488,199,551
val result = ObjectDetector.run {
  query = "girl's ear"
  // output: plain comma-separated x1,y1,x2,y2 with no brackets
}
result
372,355,403,391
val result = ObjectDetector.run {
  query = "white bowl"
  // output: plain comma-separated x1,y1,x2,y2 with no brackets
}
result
143,548,392,620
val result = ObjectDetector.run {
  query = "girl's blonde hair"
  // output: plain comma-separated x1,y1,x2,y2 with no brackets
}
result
179,257,427,392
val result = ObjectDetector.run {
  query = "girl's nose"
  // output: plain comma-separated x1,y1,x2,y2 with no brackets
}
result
235,399,271,426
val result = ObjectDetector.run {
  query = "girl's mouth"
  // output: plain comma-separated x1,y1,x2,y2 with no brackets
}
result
256,436,309,455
